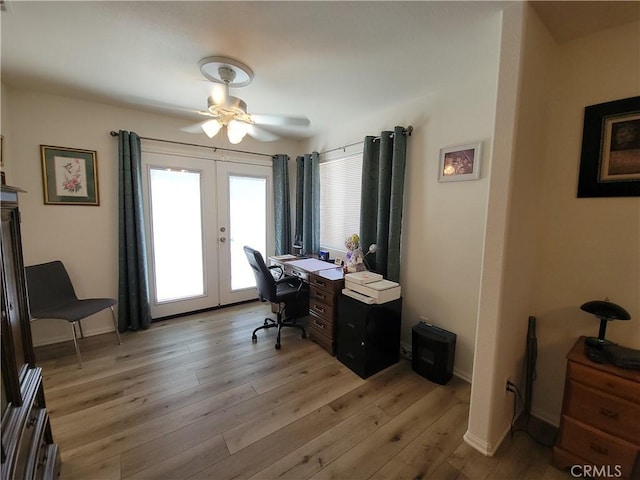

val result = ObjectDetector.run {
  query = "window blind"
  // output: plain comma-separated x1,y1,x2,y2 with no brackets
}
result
319,152,363,250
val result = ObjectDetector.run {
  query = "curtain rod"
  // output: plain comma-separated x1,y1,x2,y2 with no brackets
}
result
318,125,413,156
109,131,274,158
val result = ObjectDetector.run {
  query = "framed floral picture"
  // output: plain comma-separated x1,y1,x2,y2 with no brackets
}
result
40,145,100,205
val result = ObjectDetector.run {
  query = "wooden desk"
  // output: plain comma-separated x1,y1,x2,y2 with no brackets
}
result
269,256,344,355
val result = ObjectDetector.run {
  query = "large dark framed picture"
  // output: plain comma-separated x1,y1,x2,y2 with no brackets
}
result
40,145,100,205
577,96,640,197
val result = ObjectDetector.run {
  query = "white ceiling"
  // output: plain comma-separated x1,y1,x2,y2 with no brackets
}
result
2,1,637,141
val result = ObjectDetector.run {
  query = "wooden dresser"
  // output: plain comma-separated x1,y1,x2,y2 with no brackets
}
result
1,186,60,479
307,268,344,355
553,337,640,479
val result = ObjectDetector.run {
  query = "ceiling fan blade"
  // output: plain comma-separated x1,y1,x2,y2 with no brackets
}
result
181,122,206,134
246,124,280,142
250,114,310,127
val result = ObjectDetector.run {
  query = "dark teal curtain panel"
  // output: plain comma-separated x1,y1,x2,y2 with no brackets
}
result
295,153,320,255
360,126,408,282
273,154,291,255
117,130,152,331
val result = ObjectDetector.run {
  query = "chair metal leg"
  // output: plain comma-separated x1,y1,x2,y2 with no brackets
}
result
78,319,84,338
110,306,123,345
71,322,83,369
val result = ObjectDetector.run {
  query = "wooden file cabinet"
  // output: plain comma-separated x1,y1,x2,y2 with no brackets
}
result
553,337,640,479
336,295,402,379
307,269,344,355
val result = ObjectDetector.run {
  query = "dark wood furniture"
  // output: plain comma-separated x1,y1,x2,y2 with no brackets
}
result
336,294,402,379
307,268,344,355
268,257,344,356
1,185,60,480
553,336,640,479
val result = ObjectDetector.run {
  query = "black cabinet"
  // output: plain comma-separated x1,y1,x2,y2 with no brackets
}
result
1,185,60,480
336,295,402,379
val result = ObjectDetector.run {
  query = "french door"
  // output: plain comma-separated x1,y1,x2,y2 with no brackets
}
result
141,144,273,318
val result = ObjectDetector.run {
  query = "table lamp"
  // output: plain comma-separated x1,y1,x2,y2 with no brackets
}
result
292,235,303,256
580,298,631,362
363,244,377,271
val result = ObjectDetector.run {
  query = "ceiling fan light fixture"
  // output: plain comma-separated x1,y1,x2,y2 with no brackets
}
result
227,120,249,144
201,119,222,138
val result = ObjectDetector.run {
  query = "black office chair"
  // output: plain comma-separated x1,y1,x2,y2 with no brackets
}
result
243,246,308,349
25,260,122,368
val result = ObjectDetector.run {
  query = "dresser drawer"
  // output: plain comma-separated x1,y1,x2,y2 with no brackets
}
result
568,361,640,403
309,298,335,322
308,313,334,354
559,416,639,478
309,273,342,294
309,312,334,337
310,285,335,306
566,380,640,443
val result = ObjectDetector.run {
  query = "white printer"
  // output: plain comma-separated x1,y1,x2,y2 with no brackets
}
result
342,271,401,304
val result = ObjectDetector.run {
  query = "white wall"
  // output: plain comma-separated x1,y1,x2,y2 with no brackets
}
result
4,87,302,345
467,4,639,455
305,19,501,381
532,19,640,424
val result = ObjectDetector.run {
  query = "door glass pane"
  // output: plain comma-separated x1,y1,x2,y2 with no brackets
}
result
229,175,266,290
149,168,204,302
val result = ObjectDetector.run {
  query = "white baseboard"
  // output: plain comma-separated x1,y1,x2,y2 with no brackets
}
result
463,430,494,457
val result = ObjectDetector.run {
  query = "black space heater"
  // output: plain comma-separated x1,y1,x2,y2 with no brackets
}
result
412,322,456,385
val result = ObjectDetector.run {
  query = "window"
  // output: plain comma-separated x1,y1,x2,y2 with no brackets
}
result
319,152,363,251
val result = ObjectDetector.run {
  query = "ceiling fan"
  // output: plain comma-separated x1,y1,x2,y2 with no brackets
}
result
183,56,310,144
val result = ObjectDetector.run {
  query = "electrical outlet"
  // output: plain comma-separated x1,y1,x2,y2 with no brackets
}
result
400,342,412,360
505,378,518,396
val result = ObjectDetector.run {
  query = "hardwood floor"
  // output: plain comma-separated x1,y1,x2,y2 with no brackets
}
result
34,302,570,480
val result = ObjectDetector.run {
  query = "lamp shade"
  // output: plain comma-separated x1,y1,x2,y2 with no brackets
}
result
201,119,222,138
580,299,631,362
227,120,249,144
580,300,631,320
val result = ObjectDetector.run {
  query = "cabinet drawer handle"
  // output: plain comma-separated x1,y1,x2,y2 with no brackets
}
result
312,304,325,314
314,292,327,300
599,408,619,419
315,280,326,287
346,322,355,329
347,353,354,359
313,319,325,329
589,443,608,455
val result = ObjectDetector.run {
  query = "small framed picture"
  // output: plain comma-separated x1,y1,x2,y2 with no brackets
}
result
438,142,482,182
577,96,640,197
40,145,100,205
